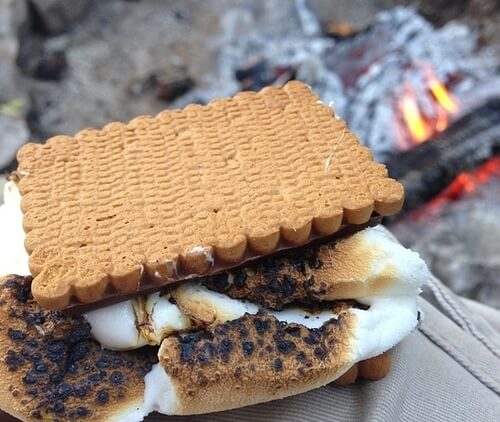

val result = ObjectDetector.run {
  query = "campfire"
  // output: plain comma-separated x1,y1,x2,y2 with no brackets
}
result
388,59,498,217
171,3,498,220
394,64,496,215
0,0,498,307
399,65,458,144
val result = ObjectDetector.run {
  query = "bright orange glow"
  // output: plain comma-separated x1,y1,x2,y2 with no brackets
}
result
401,87,430,143
411,157,500,218
438,157,500,201
454,174,476,193
424,65,458,113
400,66,459,144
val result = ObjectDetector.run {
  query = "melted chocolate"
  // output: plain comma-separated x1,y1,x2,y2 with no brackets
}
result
63,216,381,315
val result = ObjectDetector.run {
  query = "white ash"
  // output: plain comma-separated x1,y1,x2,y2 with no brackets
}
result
171,0,343,114
329,7,498,159
174,4,498,162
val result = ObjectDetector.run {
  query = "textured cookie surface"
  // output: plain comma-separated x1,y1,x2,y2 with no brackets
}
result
16,81,403,310
0,275,157,422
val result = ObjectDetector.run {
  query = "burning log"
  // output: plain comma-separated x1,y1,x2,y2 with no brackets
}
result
155,77,194,102
234,57,296,91
128,73,194,103
385,98,500,217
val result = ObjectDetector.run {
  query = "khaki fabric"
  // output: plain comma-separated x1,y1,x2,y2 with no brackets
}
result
461,297,500,338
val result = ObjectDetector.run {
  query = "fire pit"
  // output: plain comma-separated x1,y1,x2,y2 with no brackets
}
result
165,2,500,306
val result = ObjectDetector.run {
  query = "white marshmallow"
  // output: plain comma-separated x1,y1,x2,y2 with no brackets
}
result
349,295,419,361
83,293,192,351
142,292,421,418
0,181,30,277
143,292,191,344
83,300,147,351
144,363,179,416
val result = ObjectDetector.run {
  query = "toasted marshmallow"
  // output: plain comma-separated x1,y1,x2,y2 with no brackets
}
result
142,291,421,417
354,226,428,296
172,282,259,324
84,282,345,351
137,292,192,345
174,282,343,328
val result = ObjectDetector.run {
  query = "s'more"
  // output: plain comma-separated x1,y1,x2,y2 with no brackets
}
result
0,81,428,421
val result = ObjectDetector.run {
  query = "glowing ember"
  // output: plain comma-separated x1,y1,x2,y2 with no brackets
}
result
407,157,500,219
401,85,430,143
432,157,500,204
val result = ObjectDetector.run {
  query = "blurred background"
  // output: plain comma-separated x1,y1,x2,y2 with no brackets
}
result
0,0,499,307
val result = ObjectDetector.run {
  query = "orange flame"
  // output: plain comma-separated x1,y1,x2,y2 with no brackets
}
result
435,105,448,133
425,66,458,113
400,66,458,144
401,86,429,143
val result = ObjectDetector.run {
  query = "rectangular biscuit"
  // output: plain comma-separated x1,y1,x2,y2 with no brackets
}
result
16,81,403,310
